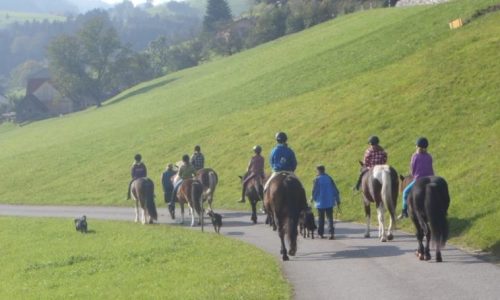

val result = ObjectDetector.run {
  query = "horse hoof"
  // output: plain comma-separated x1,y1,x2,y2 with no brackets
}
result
282,255,289,261
288,249,296,256
436,256,443,263
380,238,387,242
425,254,431,261
364,233,370,238
387,234,394,241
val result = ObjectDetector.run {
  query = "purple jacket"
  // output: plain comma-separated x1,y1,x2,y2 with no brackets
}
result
131,162,147,179
411,152,434,180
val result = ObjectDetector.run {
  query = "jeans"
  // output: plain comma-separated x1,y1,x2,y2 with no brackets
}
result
402,179,416,210
317,207,334,236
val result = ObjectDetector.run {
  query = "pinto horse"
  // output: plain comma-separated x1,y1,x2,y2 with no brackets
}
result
400,175,450,262
196,168,218,211
264,172,307,261
130,177,158,224
176,178,204,227
239,174,264,224
358,162,399,242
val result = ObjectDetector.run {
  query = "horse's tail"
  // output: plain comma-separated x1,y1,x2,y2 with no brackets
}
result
426,179,450,248
381,168,396,221
207,171,217,196
145,179,158,221
285,177,305,254
192,181,203,216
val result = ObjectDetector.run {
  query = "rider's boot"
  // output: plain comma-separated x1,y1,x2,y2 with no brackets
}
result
397,208,408,220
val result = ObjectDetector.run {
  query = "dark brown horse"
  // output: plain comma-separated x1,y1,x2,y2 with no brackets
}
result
176,178,204,227
196,168,218,210
264,172,307,261
358,162,399,241
239,174,264,224
400,175,450,262
130,177,158,224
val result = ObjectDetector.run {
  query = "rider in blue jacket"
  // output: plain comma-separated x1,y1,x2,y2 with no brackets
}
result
270,132,297,172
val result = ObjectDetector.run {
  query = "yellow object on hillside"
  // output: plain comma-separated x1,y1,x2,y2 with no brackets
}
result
449,18,463,29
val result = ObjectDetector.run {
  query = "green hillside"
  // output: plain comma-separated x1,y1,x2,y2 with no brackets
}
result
0,0,499,255
0,10,65,28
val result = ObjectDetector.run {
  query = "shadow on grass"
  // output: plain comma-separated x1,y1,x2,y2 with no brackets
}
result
105,77,179,106
448,210,493,239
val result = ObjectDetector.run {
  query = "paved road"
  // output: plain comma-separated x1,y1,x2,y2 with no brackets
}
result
1,204,499,300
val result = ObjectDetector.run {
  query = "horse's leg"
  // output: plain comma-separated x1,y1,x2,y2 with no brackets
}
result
141,207,146,225
364,203,371,238
134,200,140,223
424,228,431,261
180,203,185,224
387,211,395,241
189,206,195,227
416,226,425,260
278,219,289,261
436,242,443,262
250,198,257,224
377,204,387,242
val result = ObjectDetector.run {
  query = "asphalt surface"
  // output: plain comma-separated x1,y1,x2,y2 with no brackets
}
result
1,204,499,300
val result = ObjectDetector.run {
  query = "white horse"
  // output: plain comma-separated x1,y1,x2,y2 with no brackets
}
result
130,177,158,224
358,163,399,242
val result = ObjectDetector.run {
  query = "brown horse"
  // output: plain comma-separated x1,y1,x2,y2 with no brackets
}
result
176,178,204,227
196,168,218,210
130,177,158,224
239,174,264,224
264,172,307,261
358,162,399,241
400,175,450,262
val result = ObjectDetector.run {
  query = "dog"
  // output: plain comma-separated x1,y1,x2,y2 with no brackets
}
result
206,210,222,234
74,215,88,233
299,207,317,239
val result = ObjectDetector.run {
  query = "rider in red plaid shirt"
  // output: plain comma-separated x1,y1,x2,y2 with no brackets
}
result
355,136,387,190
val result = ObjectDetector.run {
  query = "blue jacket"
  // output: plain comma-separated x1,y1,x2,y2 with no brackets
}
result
312,174,340,209
161,170,175,193
270,144,297,172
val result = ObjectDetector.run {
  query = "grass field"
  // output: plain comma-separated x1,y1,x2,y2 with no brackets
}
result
0,217,290,299
0,0,498,256
0,10,65,28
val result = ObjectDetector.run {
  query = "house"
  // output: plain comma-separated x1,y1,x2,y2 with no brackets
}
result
16,69,74,122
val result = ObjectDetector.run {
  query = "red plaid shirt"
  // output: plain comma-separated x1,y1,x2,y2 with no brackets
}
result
363,145,387,168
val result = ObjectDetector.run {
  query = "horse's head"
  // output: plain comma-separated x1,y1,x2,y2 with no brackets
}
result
399,174,413,192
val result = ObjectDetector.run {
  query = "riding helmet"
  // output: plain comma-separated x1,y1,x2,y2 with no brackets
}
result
368,135,379,145
253,145,262,153
416,137,429,148
194,145,201,152
275,132,288,143
134,154,142,161
182,154,190,162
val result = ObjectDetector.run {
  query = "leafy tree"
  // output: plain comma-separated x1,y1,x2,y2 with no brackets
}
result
203,0,232,33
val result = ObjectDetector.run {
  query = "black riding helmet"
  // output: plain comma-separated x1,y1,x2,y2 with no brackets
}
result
416,137,429,148
275,132,288,143
134,154,142,162
368,135,379,145
182,154,190,163
253,145,262,154
194,145,201,152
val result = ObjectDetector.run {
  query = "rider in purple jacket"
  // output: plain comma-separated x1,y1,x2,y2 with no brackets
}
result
127,154,147,199
398,137,434,219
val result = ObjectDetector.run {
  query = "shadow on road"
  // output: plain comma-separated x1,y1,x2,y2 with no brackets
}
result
294,245,411,261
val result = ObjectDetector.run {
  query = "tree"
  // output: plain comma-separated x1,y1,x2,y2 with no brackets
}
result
203,0,232,33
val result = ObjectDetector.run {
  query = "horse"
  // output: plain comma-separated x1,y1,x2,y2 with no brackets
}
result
130,177,158,224
175,178,204,227
358,162,399,242
239,174,264,224
400,175,450,262
196,168,218,211
264,172,307,261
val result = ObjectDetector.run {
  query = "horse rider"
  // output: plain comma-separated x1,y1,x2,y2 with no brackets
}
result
191,145,205,171
161,163,176,215
264,132,298,191
127,154,147,199
398,137,434,219
312,165,341,240
238,145,265,203
171,154,197,205
355,135,388,190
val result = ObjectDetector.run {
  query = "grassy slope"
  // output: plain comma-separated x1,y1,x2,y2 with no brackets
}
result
0,0,498,254
0,10,65,28
0,217,289,299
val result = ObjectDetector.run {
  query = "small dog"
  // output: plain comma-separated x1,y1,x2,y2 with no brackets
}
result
74,215,88,233
299,207,317,239
206,210,222,234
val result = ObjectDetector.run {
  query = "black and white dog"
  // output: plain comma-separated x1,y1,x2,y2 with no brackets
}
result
206,210,222,234
299,206,317,239
74,215,88,233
